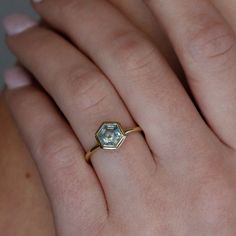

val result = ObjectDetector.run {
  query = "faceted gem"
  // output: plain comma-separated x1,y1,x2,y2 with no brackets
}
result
96,122,126,149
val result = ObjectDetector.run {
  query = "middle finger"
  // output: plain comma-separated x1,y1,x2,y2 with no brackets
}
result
145,0,236,149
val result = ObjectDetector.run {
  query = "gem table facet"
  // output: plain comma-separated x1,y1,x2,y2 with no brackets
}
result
96,122,126,150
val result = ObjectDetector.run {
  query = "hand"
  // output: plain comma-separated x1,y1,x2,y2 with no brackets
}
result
3,0,236,235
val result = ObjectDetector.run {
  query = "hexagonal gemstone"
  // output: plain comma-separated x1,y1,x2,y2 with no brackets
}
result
96,122,126,149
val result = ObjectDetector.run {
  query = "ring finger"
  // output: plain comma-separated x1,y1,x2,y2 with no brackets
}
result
4,15,155,212
31,0,219,172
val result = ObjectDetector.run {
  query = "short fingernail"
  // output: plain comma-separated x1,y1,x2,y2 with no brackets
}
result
4,66,32,89
32,0,43,3
3,14,37,36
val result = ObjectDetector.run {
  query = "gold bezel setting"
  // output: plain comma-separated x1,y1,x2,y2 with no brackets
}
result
95,122,126,150
85,122,142,162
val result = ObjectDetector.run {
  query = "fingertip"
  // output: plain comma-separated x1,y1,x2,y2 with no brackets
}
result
32,0,43,3
4,66,33,90
3,14,37,36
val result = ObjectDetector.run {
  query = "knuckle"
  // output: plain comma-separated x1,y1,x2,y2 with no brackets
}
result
186,15,235,66
56,0,86,16
34,125,79,170
110,30,157,73
66,68,110,115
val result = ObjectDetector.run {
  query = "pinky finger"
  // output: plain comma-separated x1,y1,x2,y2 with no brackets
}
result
4,66,107,236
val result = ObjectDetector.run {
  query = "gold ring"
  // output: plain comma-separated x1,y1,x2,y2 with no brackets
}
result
85,122,142,162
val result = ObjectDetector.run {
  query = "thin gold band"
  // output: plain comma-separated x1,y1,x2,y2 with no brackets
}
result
85,126,142,162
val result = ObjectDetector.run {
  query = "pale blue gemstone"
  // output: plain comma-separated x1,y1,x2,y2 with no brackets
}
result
96,123,125,149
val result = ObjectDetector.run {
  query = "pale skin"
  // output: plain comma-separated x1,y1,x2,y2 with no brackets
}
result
2,0,236,235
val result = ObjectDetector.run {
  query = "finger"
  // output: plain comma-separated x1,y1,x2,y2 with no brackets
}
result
4,14,155,213
31,0,218,168
109,0,182,76
145,0,236,149
3,66,107,236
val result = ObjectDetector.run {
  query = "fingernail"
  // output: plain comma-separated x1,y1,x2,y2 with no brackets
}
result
3,14,37,36
4,66,32,89
32,0,43,3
